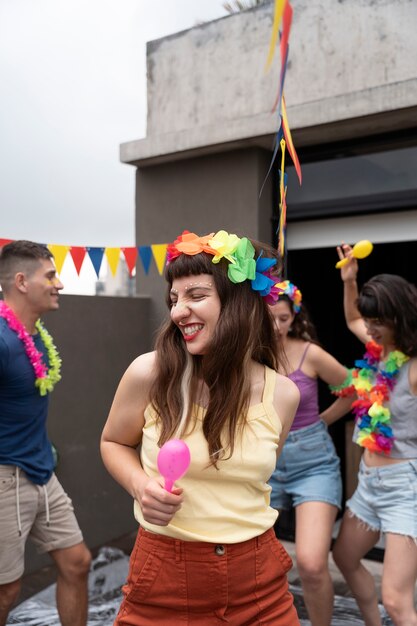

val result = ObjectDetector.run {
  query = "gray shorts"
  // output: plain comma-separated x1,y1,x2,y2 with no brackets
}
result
0,465,84,584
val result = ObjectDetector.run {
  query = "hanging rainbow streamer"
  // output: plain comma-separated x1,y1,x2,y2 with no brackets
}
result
278,138,287,258
264,0,302,273
265,0,287,70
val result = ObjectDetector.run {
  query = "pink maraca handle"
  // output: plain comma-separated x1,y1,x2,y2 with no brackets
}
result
164,478,174,493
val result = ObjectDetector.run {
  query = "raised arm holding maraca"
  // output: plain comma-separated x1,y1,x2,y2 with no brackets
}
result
331,240,417,626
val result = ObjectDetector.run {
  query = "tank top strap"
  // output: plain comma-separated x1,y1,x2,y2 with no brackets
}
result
297,343,311,370
262,365,277,405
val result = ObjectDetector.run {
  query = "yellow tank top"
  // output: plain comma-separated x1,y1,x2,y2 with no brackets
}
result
134,365,282,543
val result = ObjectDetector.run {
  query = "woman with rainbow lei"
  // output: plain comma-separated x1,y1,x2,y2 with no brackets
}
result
331,244,417,626
263,265,352,626
101,230,301,625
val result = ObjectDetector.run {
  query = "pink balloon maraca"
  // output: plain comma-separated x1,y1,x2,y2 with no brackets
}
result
157,439,191,493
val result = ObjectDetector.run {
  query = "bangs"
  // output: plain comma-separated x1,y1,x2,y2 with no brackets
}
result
165,253,214,283
357,294,381,320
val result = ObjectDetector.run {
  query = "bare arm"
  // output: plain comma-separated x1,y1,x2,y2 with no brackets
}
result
100,351,183,526
320,396,354,426
337,244,368,344
307,343,350,387
304,343,355,425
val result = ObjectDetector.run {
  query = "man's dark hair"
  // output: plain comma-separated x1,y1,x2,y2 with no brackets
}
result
0,240,53,292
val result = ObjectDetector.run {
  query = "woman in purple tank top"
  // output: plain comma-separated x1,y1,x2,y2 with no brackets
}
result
267,280,352,626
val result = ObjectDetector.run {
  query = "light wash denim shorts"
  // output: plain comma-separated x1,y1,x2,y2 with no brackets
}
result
269,420,342,511
346,458,417,538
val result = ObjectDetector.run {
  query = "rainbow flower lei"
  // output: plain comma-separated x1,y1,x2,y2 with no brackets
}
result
330,341,409,455
0,301,61,396
167,230,279,302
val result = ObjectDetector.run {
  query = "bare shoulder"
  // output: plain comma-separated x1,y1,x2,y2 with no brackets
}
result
306,343,334,364
273,372,300,425
123,350,157,385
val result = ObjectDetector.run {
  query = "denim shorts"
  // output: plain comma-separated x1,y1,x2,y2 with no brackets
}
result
346,458,417,538
269,420,342,510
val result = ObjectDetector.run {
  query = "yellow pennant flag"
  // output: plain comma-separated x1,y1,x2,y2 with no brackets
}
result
265,0,287,70
105,247,121,277
151,244,168,275
48,244,69,275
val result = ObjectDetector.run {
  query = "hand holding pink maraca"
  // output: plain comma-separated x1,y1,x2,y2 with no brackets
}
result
157,439,191,492
136,439,190,526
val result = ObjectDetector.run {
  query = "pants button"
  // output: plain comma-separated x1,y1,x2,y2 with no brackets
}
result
215,544,225,556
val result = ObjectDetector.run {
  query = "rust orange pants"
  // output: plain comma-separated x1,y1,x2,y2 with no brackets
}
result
114,527,300,625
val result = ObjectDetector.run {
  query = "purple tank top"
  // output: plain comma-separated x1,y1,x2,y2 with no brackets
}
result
288,344,320,431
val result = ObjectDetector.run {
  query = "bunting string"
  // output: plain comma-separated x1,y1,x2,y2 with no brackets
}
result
0,239,169,279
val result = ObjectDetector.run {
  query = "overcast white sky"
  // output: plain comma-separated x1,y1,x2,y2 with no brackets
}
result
0,0,228,292
0,0,229,245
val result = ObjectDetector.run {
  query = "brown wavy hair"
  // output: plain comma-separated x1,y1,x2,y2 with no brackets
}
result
150,250,283,465
279,296,319,344
358,273,417,356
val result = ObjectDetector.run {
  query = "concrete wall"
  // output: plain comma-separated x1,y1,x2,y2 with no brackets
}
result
135,147,273,327
25,294,151,574
121,0,417,164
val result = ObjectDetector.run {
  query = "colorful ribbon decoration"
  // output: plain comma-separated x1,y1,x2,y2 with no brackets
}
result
264,0,302,276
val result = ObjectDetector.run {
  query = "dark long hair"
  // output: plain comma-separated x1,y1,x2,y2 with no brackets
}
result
278,295,319,344
358,273,417,356
150,251,283,465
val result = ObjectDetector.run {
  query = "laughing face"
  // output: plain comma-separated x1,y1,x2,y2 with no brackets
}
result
170,274,221,356
24,258,64,315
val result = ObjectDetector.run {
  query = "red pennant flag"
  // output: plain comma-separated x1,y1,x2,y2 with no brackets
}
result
0,238,13,248
122,247,138,276
69,246,87,275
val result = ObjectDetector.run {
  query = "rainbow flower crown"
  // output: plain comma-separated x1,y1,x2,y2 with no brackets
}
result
274,280,302,313
167,230,281,304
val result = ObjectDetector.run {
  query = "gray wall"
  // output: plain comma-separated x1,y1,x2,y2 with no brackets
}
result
25,294,151,573
121,0,417,164
135,147,273,328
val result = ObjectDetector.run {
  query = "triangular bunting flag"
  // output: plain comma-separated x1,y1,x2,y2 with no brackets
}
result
151,244,168,276
69,246,87,275
138,246,152,275
0,238,13,248
48,244,70,275
87,247,105,278
122,247,138,276
105,247,121,277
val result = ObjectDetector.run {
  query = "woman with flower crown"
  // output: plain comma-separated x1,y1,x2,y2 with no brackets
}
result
101,230,301,625
264,272,352,626
331,244,417,626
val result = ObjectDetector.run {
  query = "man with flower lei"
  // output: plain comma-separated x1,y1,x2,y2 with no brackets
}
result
0,241,91,626
328,243,417,626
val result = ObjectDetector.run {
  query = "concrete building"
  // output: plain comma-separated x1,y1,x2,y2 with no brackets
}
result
121,0,417,334
119,0,417,530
